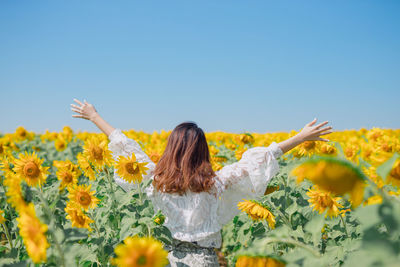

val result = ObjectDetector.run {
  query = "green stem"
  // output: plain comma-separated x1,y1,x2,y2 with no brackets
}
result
88,214,107,266
105,168,120,231
339,215,349,237
35,188,66,267
137,182,143,205
263,237,321,258
2,223,13,249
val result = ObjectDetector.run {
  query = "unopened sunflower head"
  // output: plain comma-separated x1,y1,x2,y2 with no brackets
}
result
291,156,366,208
237,199,275,229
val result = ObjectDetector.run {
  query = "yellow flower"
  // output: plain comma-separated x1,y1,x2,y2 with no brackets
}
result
306,186,343,218
14,126,32,141
77,153,96,181
56,166,79,190
83,137,114,171
235,147,247,161
0,210,5,224
0,156,13,173
291,157,366,208
296,141,317,157
16,203,49,264
54,136,67,151
235,133,254,145
115,154,149,184
65,203,94,231
235,255,285,267
13,151,49,187
68,184,99,211
237,199,275,228
318,143,336,155
111,236,169,267
363,195,383,206
3,173,27,211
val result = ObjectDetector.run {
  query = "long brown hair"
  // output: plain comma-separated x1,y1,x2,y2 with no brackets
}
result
153,122,216,195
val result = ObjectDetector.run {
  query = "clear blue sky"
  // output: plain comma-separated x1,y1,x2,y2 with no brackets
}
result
1,0,399,134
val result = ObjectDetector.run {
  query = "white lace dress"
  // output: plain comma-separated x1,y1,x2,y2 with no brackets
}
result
108,128,283,249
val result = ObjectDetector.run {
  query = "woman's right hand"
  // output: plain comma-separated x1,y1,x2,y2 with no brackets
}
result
70,99,98,121
298,118,333,142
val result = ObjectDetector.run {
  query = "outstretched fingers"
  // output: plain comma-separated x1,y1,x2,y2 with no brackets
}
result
73,98,84,106
71,108,82,114
315,121,329,129
307,118,317,126
72,114,85,119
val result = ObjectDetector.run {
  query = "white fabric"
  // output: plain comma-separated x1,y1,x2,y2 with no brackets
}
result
108,128,283,248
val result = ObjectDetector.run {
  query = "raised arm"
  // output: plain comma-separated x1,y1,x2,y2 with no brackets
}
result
70,98,156,192
277,118,333,154
70,98,115,137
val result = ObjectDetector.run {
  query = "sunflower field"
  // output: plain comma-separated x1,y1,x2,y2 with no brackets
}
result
0,126,400,267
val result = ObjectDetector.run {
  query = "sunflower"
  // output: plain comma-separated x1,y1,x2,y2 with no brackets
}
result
0,209,5,224
65,203,94,231
237,199,275,228
13,151,49,187
16,203,49,264
0,156,13,173
306,186,343,218
54,137,67,151
115,154,149,184
111,236,169,267
291,157,366,208
77,153,96,181
235,255,285,267
56,167,79,190
83,137,114,171
14,126,31,141
3,173,27,211
68,184,99,211
296,141,317,157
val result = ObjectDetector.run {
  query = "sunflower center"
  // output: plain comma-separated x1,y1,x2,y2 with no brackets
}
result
63,172,73,183
75,212,86,226
23,161,40,179
303,141,315,149
125,162,139,175
0,144,3,154
137,255,147,265
92,147,103,160
77,192,91,206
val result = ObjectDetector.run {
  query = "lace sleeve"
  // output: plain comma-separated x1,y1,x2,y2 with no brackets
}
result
215,142,283,225
108,128,156,192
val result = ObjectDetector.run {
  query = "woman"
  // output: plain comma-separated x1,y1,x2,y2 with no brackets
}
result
70,99,332,267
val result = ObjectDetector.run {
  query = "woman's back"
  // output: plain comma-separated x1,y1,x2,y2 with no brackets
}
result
108,128,283,249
